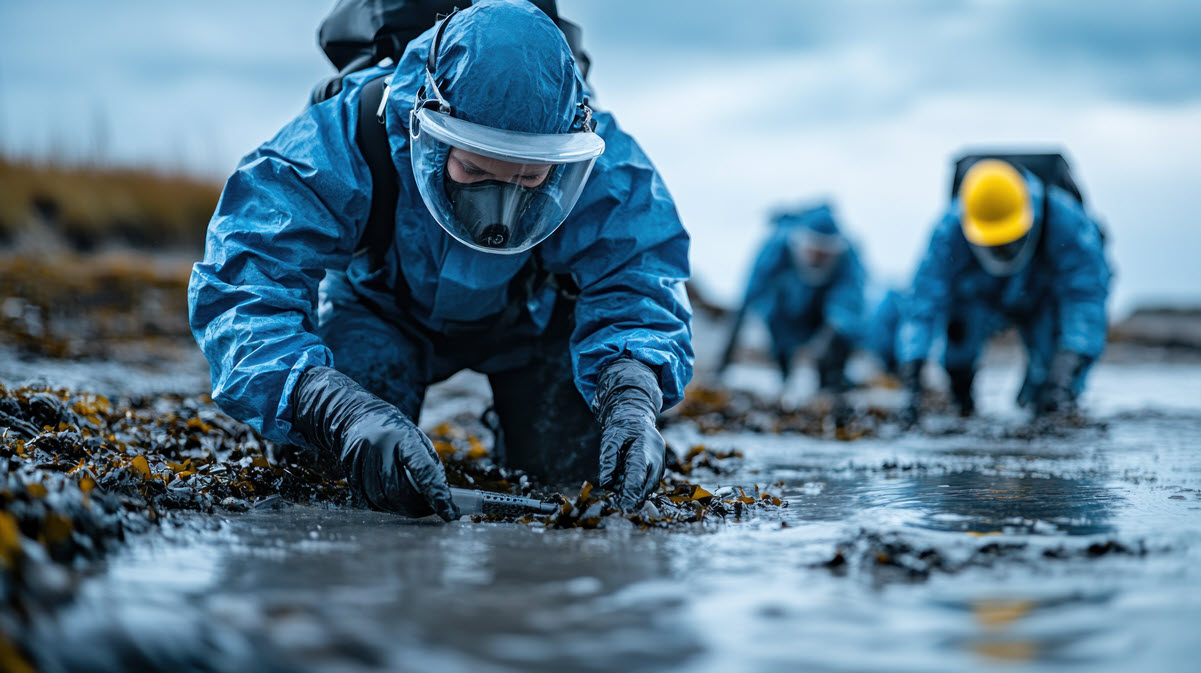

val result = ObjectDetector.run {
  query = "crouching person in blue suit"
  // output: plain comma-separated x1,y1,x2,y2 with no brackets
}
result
718,203,866,394
188,1,693,519
897,157,1110,424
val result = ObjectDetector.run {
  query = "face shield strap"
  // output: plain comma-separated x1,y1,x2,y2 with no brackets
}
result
424,70,451,114
412,8,458,124
426,8,458,79
410,71,450,138
573,100,595,132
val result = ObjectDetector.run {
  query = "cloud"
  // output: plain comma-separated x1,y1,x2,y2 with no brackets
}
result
1,0,1197,312
0,1,332,171
610,64,1201,314
560,0,1201,107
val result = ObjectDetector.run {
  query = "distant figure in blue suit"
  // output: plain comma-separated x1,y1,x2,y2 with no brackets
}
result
718,203,866,393
897,155,1111,423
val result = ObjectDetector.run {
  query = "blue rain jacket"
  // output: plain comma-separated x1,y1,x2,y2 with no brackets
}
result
896,173,1110,372
741,207,866,361
188,1,693,444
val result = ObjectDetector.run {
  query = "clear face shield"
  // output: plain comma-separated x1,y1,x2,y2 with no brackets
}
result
407,31,605,255
788,228,847,286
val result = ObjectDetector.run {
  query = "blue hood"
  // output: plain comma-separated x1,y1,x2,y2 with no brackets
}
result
388,0,585,135
773,202,840,237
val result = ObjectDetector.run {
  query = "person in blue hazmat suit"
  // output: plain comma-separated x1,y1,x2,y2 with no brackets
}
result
187,1,693,520
896,158,1110,423
717,203,865,392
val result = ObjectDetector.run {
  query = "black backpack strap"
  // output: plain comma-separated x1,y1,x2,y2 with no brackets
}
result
354,75,399,271
530,247,580,299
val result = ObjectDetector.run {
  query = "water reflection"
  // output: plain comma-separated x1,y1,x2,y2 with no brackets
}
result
24,396,1201,673
935,592,1128,667
907,470,1117,536
214,510,703,673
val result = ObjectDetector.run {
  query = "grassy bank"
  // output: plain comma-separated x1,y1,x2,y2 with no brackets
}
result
0,155,219,251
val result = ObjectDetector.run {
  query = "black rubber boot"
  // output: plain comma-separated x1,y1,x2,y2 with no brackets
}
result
947,367,976,417
774,350,792,383
486,300,601,484
812,325,853,392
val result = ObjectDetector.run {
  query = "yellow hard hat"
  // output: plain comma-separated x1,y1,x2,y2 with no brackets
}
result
959,159,1033,247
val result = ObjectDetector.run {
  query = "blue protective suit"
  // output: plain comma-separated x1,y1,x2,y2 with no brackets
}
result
188,1,693,445
741,205,866,366
896,173,1110,400
865,288,904,374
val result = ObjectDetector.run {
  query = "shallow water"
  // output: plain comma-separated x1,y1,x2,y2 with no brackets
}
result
20,358,1201,673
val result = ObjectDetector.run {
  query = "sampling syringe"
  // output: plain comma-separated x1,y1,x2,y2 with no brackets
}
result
450,487,560,517
404,469,559,518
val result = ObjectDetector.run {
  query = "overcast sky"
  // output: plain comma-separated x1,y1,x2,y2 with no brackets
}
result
2,0,1198,315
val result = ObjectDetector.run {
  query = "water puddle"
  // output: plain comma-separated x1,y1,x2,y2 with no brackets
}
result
10,359,1201,672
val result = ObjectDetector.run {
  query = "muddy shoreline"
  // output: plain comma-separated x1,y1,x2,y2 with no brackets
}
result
5,349,1201,671
3,247,1201,671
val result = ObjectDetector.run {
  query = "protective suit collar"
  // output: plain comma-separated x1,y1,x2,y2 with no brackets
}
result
964,170,1045,277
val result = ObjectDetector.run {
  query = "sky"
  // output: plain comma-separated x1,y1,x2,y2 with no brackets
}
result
2,0,1199,316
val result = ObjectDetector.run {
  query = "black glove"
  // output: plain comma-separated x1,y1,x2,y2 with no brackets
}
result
592,358,666,510
898,360,924,427
1037,351,1086,416
291,366,459,521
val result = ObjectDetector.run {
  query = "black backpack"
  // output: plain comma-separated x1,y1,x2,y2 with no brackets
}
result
311,0,589,105
950,150,1109,255
310,0,587,298
950,151,1085,206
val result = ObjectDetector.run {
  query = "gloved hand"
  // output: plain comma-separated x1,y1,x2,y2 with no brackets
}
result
1036,350,1086,416
291,366,459,521
592,358,666,510
898,360,924,428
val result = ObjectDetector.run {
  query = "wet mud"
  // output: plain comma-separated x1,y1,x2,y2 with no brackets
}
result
0,375,791,672
2,267,1201,671
818,529,1151,586
0,254,195,361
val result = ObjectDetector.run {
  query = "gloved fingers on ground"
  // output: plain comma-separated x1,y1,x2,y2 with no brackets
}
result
593,358,667,510
1034,350,1088,416
291,367,460,521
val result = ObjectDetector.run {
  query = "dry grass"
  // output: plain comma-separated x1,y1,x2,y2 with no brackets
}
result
0,155,219,250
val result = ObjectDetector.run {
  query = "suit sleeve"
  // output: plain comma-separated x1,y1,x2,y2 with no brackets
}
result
188,93,372,443
823,249,868,342
1045,193,1111,359
897,214,961,364
541,113,693,410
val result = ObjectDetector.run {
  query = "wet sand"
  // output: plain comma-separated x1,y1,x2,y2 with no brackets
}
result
6,349,1200,673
